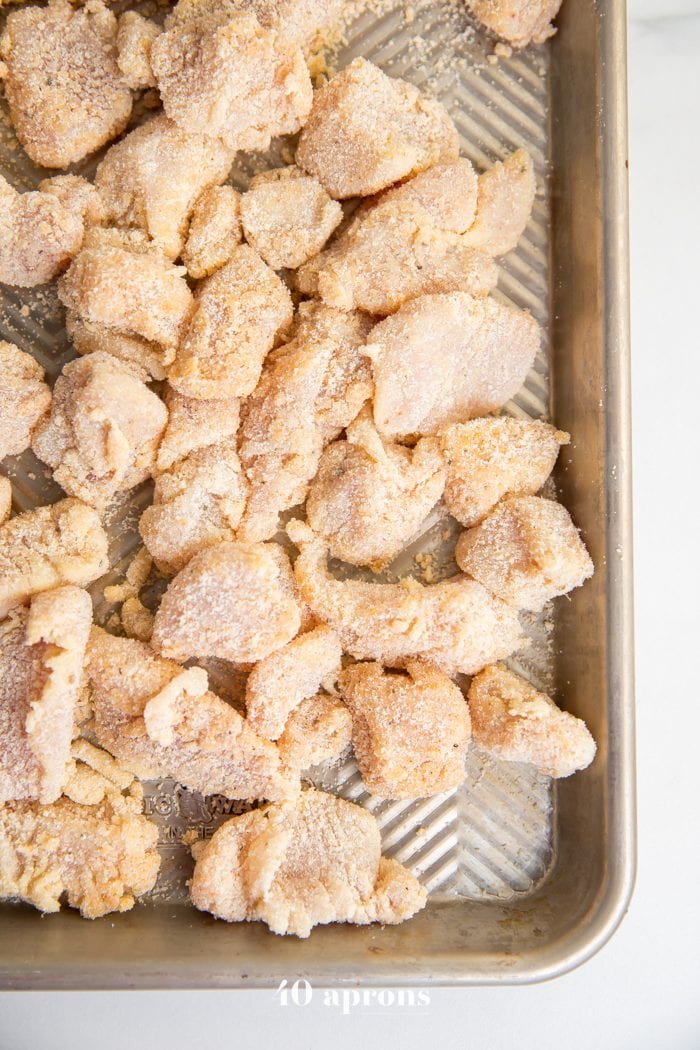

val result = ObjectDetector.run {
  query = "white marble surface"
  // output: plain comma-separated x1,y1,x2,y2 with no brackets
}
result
2,5,700,1048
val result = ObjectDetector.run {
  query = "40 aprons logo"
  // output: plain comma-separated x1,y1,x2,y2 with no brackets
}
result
274,979,431,1015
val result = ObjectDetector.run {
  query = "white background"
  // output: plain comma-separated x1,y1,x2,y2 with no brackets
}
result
1,2,699,1046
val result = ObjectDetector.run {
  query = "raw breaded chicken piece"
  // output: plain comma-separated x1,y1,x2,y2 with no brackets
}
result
151,540,301,664
466,0,563,48
297,59,459,199
151,6,312,152
169,245,293,401
87,629,298,801
468,664,596,778
0,342,51,460
0,478,11,526
297,161,498,315
0,499,108,619
224,0,344,52
245,625,342,740
182,185,243,279
116,11,160,90
339,661,471,799
440,417,569,527
189,786,426,936
306,409,446,569
463,150,536,256
66,315,171,383
237,302,373,542
0,587,92,805
32,353,168,511
455,495,594,611
95,115,235,262
58,230,195,377
288,519,523,675
0,175,101,288
277,692,352,770
0,787,159,918
140,442,248,574
0,0,132,168
156,387,240,472
240,166,342,271
365,292,540,440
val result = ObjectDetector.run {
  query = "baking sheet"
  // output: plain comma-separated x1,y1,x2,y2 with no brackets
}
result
0,0,635,987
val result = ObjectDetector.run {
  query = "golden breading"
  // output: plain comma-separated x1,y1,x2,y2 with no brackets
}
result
116,11,160,90
297,161,498,315
151,540,302,664
440,417,569,527
245,625,342,740
0,499,108,619
0,788,159,918
456,495,594,611
306,409,446,570
466,0,562,48
156,388,240,473
296,58,459,199
240,166,342,271
463,150,536,256
0,175,100,289
182,185,243,279
32,353,168,512
169,245,293,401
0,342,51,460
95,115,235,262
237,302,373,542
468,664,596,778
140,442,248,574
277,692,352,770
182,0,344,53
87,629,298,801
150,6,312,152
0,477,10,526
189,786,427,936
338,661,471,799
58,232,195,373
0,0,132,168
0,587,92,805
288,519,523,675
365,292,540,440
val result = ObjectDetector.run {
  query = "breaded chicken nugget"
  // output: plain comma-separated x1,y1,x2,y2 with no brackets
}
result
339,660,471,798
95,115,234,262
296,58,459,199
365,292,540,439
277,692,352,770
287,519,523,675
0,499,108,619
245,625,342,740
0,587,92,805
182,185,243,279
151,5,312,151
306,408,445,569
151,540,301,663
32,353,168,511
0,342,51,460
468,664,596,777
466,0,562,48
87,629,298,801
297,161,498,315
169,245,292,401
440,417,569,527
455,495,594,611
190,786,426,936
0,0,132,168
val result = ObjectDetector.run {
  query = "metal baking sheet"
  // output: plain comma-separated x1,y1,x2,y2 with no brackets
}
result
0,0,635,986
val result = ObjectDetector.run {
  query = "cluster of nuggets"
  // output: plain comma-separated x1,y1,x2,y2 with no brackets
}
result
0,0,584,938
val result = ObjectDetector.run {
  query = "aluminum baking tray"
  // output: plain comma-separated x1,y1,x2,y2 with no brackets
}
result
0,0,634,986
